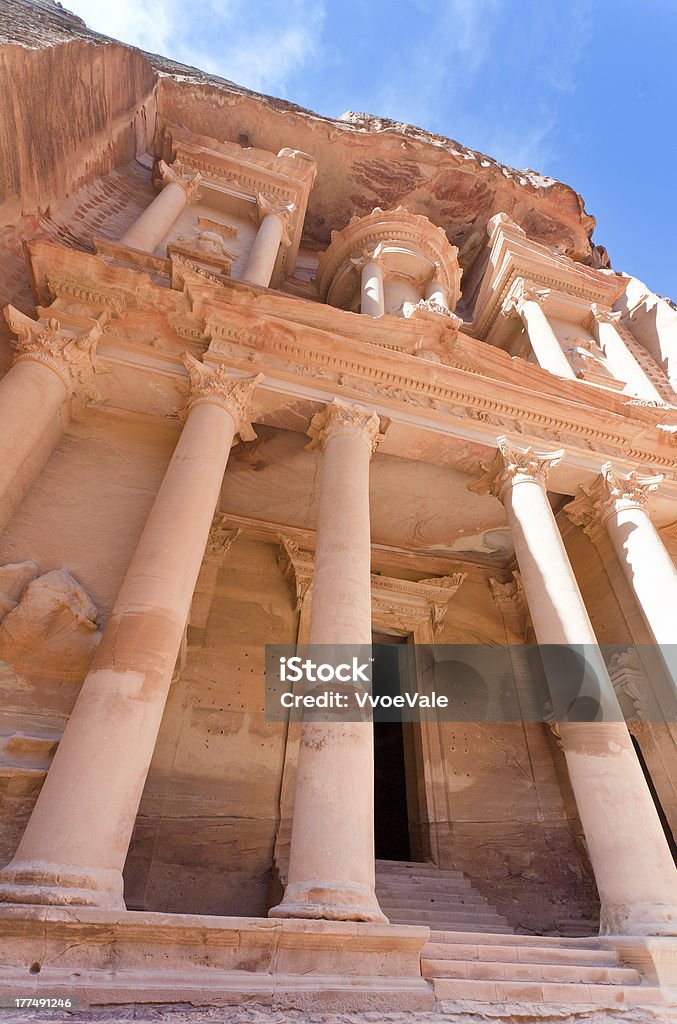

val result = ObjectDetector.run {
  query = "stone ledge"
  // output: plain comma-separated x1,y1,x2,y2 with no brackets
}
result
0,907,433,1011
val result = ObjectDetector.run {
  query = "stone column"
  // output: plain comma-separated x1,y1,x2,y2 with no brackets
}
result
240,194,294,288
119,160,202,254
586,305,664,404
269,399,387,922
0,357,261,909
472,437,677,935
424,272,448,310
0,308,100,533
504,279,577,380
352,247,385,317
566,464,677,656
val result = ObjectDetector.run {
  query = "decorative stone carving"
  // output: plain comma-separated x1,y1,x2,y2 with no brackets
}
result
469,436,564,501
278,537,314,610
205,516,241,563
584,303,622,330
0,567,100,683
606,647,650,725
182,353,262,439
158,159,202,203
502,279,550,317
256,192,295,245
402,299,463,323
5,306,101,399
488,571,525,612
597,462,663,521
306,399,385,454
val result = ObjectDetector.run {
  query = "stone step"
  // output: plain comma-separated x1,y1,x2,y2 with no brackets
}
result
432,978,667,1006
423,958,641,986
376,879,473,895
428,930,599,947
378,896,495,912
422,940,621,967
376,860,466,878
388,914,512,932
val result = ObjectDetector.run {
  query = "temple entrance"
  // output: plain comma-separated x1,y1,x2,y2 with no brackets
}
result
372,634,416,861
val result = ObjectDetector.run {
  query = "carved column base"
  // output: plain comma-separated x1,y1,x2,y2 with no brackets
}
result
269,880,388,923
0,861,124,909
600,902,677,938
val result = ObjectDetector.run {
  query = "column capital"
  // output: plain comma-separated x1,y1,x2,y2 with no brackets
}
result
306,399,385,455
584,303,622,330
182,354,262,439
350,242,386,272
566,463,663,533
256,192,295,244
469,435,564,501
489,570,525,612
502,278,550,318
5,306,100,399
598,462,663,521
158,159,202,203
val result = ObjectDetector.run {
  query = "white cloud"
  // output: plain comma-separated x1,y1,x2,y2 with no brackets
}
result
66,0,325,96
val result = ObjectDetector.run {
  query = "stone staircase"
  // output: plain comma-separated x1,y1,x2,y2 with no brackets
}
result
376,860,671,1007
423,931,669,1007
375,859,512,933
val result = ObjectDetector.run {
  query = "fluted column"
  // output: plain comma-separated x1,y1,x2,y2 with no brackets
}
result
240,194,294,288
586,305,664,404
119,160,201,254
0,307,99,533
503,279,577,379
0,357,261,909
269,399,387,922
472,437,677,935
352,246,385,317
566,464,677,660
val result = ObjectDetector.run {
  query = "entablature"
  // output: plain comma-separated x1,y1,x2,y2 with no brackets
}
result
18,239,677,508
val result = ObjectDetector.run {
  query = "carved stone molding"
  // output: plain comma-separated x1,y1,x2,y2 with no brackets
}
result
563,486,605,543
5,306,101,399
182,353,262,438
469,435,564,501
158,159,202,203
205,516,241,564
489,571,531,641
276,546,466,634
306,398,385,455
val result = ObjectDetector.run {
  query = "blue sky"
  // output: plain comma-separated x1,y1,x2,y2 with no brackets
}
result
66,0,676,298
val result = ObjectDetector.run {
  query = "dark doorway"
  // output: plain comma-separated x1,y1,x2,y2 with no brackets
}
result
631,736,677,863
373,635,411,861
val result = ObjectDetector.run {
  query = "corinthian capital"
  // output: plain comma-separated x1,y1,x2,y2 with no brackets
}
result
158,159,202,203
584,303,622,331
469,435,564,501
5,306,100,399
256,192,295,244
182,353,262,439
502,278,550,319
306,398,385,455
598,463,663,520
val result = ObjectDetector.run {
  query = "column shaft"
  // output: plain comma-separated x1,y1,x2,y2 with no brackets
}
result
594,316,664,403
480,439,677,935
424,279,448,309
0,360,68,532
360,260,385,317
241,212,284,287
119,181,188,254
270,401,386,922
519,299,577,379
0,362,259,908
